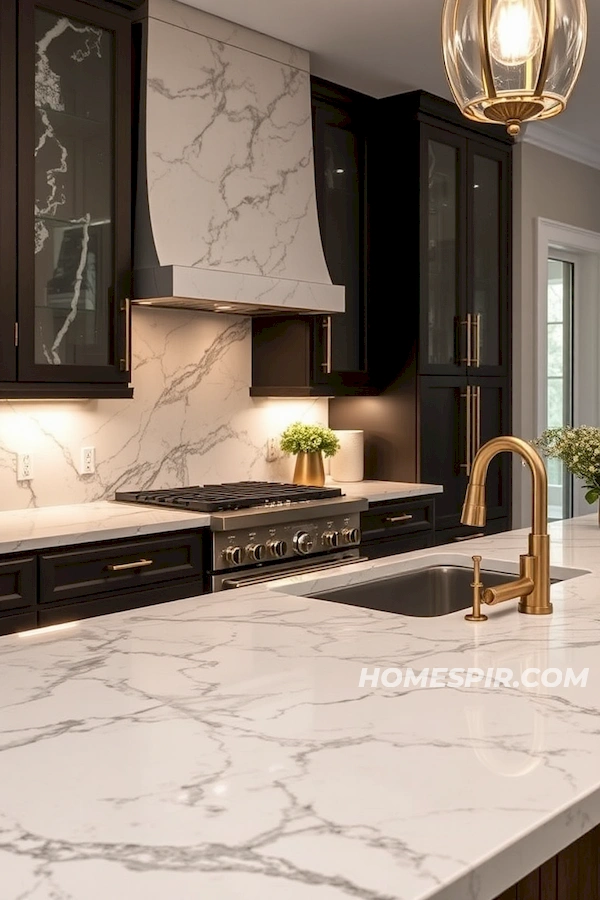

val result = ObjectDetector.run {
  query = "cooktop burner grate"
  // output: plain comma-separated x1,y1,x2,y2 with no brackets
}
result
115,481,343,513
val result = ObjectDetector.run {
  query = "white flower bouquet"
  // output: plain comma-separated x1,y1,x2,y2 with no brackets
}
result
535,426,600,504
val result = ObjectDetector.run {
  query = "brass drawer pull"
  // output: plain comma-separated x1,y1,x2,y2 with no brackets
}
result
106,558,154,572
385,514,414,523
453,533,484,542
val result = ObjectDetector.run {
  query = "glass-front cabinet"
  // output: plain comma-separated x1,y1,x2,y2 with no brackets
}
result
419,124,510,378
0,0,133,398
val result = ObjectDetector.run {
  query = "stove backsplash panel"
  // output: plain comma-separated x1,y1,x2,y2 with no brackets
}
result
0,309,328,511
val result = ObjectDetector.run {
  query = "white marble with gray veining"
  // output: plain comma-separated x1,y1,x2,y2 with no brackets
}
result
325,478,444,504
0,306,329,511
0,501,210,555
139,0,343,313
1,516,600,899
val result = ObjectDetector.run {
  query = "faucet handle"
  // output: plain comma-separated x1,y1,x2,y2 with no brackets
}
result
465,555,488,622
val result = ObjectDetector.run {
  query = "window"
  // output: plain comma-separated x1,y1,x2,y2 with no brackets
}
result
546,256,574,521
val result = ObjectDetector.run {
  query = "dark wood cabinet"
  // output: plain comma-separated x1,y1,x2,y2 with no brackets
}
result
0,557,37,633
0,0,134,400
0,529,208,636
251,78,375,398
331,91,513,540
417,124,511,379
419,376,510,535
493,824,600,900
360,497,435,559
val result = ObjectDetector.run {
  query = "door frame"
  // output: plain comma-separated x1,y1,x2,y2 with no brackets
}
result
534,218,600,517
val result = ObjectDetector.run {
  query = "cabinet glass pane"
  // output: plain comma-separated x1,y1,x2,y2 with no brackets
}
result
472,155,500,368
317,112,361,372
426,141,458,366
34,10,113,366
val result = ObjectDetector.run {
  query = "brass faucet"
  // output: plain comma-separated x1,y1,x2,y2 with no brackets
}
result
461,436,552,619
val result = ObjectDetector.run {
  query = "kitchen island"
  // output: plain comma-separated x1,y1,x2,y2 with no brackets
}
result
1,515,600,899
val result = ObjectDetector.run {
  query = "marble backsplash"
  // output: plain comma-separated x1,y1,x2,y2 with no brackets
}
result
0,308,328,511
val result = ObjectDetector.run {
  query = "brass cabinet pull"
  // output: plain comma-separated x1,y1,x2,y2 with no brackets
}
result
106,558,154,572
460,385,473,475
453,533,485,542
472,313,481,367
385,514,414,523
321,315,332,373
120,297,131,373
460,313,472,364
474,385,481,456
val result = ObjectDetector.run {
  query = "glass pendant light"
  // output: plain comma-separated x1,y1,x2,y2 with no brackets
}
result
442,0,588,135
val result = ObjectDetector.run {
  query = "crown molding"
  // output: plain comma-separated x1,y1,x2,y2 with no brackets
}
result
522,121,600,172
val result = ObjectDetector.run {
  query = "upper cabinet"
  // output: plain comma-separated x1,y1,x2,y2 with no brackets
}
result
0,0,135,400
251,78,375,397
418,113,511,378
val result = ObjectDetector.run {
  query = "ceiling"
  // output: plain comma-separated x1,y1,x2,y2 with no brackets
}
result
180,0,600,161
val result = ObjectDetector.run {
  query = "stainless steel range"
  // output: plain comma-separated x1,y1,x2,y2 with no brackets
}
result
115,482,368,591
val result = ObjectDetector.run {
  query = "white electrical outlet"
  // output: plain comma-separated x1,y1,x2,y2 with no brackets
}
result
17,454,32,482
265,437,279,462
80,446,96,475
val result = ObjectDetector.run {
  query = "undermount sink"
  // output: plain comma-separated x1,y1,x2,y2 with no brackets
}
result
306,565,562,618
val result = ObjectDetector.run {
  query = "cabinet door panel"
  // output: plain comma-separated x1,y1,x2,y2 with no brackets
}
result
419,126,467,376
313,88,367,381
474,378,511,522
468,142,511,377
0,0,17,381
17,0,131,385
419,377,469,531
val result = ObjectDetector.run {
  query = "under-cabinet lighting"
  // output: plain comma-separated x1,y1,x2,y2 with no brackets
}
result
18,621,80,638
215,305,234,311
335,168,345,174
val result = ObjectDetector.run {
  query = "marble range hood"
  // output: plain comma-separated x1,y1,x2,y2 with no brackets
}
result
133,0,344,316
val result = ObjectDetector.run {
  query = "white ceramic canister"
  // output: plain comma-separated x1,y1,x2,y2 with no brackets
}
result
330,430,364,482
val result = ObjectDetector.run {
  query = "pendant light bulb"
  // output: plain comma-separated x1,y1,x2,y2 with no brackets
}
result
489,0,544,66
442,0,588,135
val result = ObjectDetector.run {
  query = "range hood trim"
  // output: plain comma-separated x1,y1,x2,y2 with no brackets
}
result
133,266,345,316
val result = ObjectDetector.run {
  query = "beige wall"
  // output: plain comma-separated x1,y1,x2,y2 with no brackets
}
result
513,142,600,526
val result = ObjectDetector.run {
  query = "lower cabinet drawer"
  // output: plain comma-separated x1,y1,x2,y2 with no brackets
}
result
361,532,434,560
361,498,435,543
435,518,509,546
0,556,36,614
39,531,204,605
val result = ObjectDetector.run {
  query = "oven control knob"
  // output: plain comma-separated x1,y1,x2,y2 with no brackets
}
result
322,530,340,548
293,532,314,556
223,545,244,566
246,543,266,562
341,527,361,545
267,539,288,559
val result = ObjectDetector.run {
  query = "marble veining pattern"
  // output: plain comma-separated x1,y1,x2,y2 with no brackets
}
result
35,16,102,364
0,501,211,555
0,307,328,511
143,1,333,288
1,518,600,898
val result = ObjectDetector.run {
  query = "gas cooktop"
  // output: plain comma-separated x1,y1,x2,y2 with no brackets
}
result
115,481,343,513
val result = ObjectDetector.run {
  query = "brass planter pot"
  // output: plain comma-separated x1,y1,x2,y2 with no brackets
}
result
293,451,325,487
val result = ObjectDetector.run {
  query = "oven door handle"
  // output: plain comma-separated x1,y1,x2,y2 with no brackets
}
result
222,556,369,589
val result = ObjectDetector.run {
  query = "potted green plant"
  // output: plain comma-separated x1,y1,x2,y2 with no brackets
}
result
280,422,340,486
535,426,600,522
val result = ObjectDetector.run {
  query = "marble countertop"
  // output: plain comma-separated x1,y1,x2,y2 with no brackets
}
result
2,516,600,899
325,478,443,503
0,483,441,556
0,501,211,554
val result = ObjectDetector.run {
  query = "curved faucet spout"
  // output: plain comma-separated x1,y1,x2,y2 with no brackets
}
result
461,435,551,618
461,436,548,535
